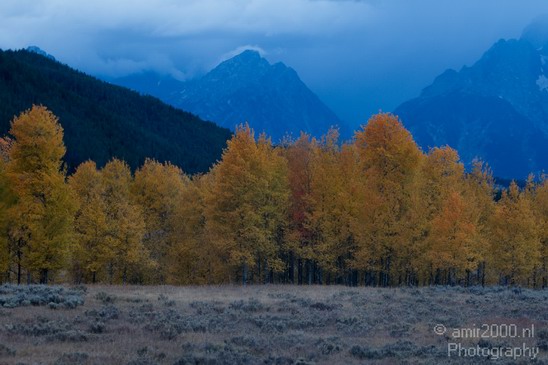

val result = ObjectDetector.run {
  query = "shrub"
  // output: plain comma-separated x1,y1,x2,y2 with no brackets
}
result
349,345,384,360
49,330,88,342
315,337,342,355
309,302,337,311
0,343,16,356
95,291,116,304
89,320,106,334
0,284,85,309
86,305,119,321
190,301,225,315
53,352,89,365
6,317,70,337
229,335,261,349
229,298,265,312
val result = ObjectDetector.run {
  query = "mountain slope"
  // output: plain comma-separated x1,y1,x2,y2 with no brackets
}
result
113,50,346,142
0,49,231,173
394,21,548,179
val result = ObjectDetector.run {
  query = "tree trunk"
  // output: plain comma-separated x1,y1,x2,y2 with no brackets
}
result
242,262,248,286
17,260,21,285
40,269,48,285
289,251,295,284
306,260,312,285
297,258,303,285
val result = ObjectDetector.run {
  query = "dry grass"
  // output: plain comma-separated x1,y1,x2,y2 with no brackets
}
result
0,285,546,364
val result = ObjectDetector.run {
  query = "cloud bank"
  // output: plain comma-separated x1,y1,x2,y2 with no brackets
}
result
1,0,547,126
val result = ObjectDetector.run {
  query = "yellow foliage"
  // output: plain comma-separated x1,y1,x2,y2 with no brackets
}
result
6,105,75,283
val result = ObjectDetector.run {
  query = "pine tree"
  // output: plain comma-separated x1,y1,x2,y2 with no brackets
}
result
6,106,75,284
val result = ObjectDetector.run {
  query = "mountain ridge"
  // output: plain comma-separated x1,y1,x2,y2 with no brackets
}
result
394,22,548,179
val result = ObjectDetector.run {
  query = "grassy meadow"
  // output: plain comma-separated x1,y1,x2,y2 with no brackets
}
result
0,285,546,364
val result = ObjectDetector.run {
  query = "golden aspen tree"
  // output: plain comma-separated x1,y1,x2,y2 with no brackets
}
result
6,106,75,284
413,147,466,284
0,137,12,161
336,143,362,285
352,113,423,286
535,176,548,287
462,160,495,285
169,173,227,284
102,159,150,284
259,139,290,283
284,133,317,284
303,129,355,284
491,182,541,285
0,153,12,280
69,161,109,283
132,159,189,283
528,175,547,287
205,125,289,285
425,191,483,284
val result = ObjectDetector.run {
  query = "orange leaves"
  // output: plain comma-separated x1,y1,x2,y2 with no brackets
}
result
427,191,480,272
355,113,422,181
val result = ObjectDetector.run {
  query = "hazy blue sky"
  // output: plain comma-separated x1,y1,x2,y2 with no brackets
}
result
1,0,547,127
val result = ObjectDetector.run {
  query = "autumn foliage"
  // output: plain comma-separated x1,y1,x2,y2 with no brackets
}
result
0,106,546,287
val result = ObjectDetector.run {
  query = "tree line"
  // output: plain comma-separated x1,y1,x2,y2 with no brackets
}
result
0,106,546,287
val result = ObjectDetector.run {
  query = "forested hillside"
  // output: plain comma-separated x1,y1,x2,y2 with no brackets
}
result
0,49,231,173
1,106,546,288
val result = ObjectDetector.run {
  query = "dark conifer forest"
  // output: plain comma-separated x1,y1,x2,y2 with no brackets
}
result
0,49,231,173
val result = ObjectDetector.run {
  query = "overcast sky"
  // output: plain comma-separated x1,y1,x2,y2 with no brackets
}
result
1,0,547,128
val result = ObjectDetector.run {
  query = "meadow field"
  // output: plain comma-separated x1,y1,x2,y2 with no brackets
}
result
0,285,546,365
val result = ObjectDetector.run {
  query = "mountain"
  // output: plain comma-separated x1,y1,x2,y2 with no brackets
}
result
0,49,231,173
394,19,548,179
112,50,346,142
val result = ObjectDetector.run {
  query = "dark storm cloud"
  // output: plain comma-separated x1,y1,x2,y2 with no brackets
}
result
1,0,547,127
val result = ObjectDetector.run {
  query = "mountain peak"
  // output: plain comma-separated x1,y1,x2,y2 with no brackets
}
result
521,15,548,49
168,50,345,141
234,49,262,60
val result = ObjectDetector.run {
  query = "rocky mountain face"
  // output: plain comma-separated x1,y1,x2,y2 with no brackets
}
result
395,19,548,179
113,50,347,142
